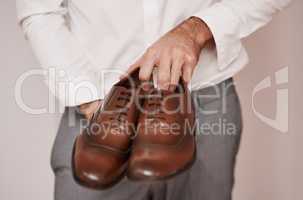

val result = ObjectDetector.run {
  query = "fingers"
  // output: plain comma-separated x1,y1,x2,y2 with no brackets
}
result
182,64,194,83
139,48,158,82
158,50,172,90
121,47,158,91
182,54,197,82
169,55,184,91
122,46,197,90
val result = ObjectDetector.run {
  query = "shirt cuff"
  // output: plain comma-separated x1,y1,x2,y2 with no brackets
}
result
17,0,66,23
193,3,243,71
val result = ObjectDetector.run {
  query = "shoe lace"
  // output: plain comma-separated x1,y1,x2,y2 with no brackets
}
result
110,90,132,123
146,90,165,121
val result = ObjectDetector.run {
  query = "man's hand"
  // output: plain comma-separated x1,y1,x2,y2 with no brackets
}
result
78,100,102,120
123,16,213,91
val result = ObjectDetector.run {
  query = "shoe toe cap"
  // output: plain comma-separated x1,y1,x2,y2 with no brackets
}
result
72,136,127,189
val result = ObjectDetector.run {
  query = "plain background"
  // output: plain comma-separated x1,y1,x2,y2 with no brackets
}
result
1,0,302,199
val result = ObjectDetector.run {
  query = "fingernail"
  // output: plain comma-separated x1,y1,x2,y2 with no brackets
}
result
182,77,189,83
159,85,168,91
169,85,176,92
162,82,170,91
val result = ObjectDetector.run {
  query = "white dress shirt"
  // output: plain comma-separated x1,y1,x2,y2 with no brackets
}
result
16,0,291,106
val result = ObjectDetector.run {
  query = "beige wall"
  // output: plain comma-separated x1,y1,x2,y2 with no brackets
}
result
1,1,302,200
1,1,60,199
233,1,302,199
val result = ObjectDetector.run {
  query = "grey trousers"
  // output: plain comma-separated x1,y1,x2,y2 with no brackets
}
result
50,78,242,200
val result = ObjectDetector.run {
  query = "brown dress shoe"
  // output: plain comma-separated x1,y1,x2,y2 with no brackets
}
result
72,71,140,189
127,80,196,181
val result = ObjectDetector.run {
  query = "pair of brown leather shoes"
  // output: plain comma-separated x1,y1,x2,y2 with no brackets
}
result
72,70,196,189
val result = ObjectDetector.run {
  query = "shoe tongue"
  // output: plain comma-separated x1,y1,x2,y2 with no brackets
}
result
114,85,130,91
147,88,173,96
145,88,182,115
161,89,174,96
113,85,136,95
101,86,133,111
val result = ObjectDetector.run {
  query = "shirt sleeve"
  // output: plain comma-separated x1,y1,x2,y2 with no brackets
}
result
16,0,102,107
193,0,292,71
